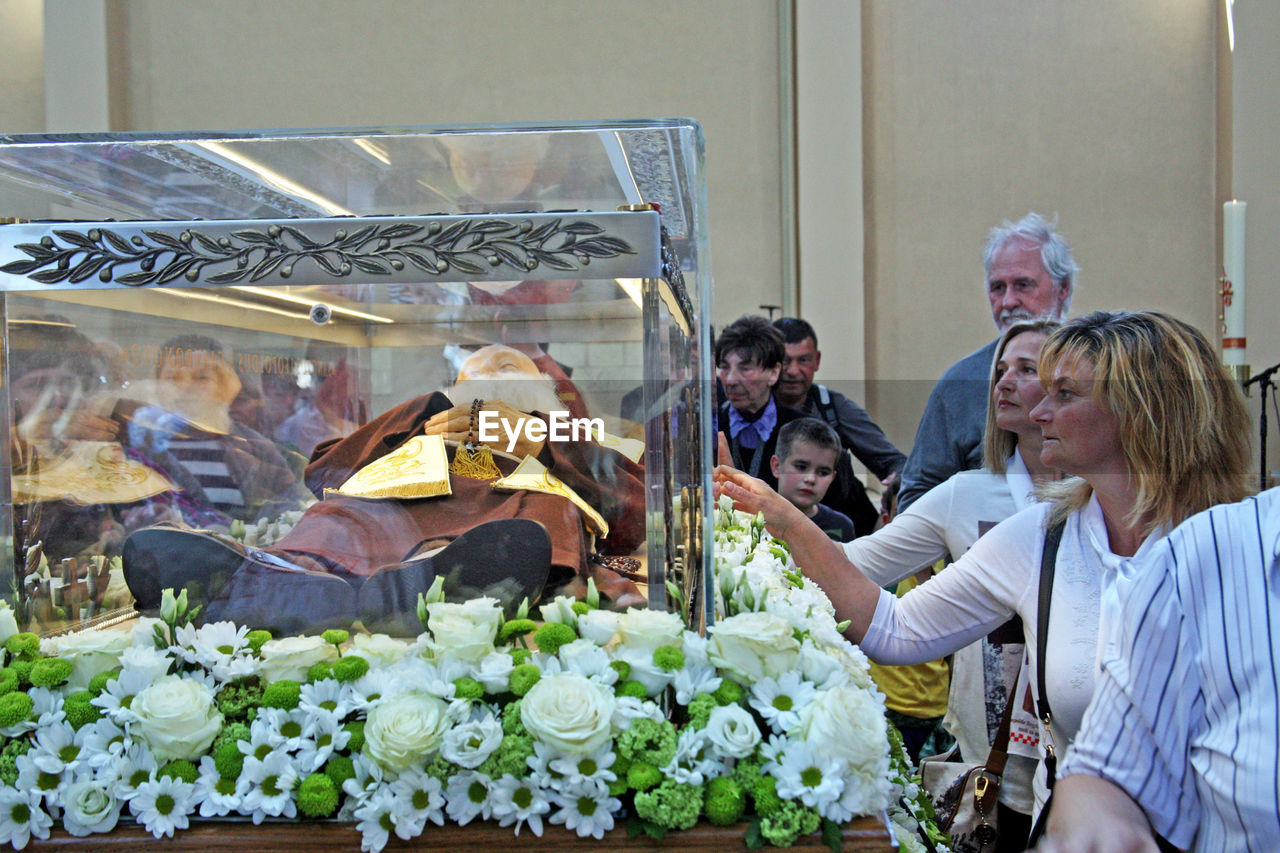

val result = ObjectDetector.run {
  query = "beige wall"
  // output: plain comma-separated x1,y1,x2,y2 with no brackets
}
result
8,0,1277,477
1233,1,1280,482
104,0,786,326
856,0,1220,451
0,0,45,132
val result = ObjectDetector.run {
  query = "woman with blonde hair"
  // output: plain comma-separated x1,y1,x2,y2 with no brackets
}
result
716,310,1251,818
828,318,1060,842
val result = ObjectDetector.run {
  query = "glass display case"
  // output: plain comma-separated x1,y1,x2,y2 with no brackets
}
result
0,120,712,638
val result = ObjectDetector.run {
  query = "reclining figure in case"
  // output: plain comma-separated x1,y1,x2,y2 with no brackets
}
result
122,345,647,635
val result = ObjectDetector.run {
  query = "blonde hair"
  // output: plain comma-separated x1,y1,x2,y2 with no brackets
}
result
983,318,1061,474
1037,311,1251,536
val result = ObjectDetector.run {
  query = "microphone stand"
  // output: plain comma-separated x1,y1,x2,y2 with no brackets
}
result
1243,362,1280,491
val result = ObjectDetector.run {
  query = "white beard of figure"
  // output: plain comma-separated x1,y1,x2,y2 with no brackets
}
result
448,372,563,416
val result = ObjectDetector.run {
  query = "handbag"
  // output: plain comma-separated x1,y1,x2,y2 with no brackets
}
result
920,675,1019,852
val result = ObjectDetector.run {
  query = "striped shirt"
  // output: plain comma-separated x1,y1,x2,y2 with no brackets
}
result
1060,489,1280,851
166,434,245,515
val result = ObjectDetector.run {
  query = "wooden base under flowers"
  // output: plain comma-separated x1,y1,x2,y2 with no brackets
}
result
30,815,894,850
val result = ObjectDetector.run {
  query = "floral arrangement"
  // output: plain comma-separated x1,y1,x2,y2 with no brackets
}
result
0,499,940,851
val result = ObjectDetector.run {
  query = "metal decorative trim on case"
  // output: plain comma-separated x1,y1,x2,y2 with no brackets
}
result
1,217,638,288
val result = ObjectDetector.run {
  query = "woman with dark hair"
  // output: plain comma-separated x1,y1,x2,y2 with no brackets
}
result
716,311,1251,820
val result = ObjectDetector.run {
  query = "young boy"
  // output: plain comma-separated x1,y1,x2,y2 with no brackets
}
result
769,417,856,542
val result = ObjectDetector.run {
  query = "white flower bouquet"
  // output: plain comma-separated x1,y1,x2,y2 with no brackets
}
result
0,502,931,851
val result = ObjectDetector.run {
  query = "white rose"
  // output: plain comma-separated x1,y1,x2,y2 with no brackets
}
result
0,602,18,649
427,598,502,664
439,712,502,768
556,639,615,682
798,641,847,689
538,595,578,627
129,617,165,646
257,636,338,683
41,628,132,691
472,651,516,694
364,690,452,774
615,608,684,651
707,612,800,684
130,675,223,761
520,672,616,754
576,609,619,646
704,704,762,758
62,778,122,836
350,633,410,667
793,684,888,772
117,644,172,681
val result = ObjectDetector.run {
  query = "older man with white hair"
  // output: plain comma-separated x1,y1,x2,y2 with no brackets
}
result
897,212,1078,510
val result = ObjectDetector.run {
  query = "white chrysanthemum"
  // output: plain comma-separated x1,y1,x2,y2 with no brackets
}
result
194,754,247,817
294,713,351,773
759,733,789,771
0,786,53,848
610,696,665,730
524,740,560,789
109,742,158,800
90,668,153,725
549,781,620,839
239,750,299,823
30,719,83,776
129,774,196,839
549,743,616,788
341,752,385,812
346,666,400,713
255,706,315,753
748,670,816,733
440,710,502,769
444,770,493,825
671,660,722,705
490,773,551,837
298,678,353,722
15,750,71,808
663,727,725,786
773,741,846,813
352,786,403,853
172,620,249,665
387,767,444,839
78,718,130,774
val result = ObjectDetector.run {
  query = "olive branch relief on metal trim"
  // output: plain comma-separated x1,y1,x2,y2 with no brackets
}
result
0,218,636,287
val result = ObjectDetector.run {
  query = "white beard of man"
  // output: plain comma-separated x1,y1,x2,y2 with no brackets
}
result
448,372,564,416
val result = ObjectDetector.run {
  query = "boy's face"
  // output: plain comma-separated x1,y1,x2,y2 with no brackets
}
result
770,439,839,512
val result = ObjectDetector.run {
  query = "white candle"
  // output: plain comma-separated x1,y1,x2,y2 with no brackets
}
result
1223,201,1247,366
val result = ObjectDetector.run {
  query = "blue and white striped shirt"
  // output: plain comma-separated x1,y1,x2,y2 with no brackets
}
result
1060,489,1280,851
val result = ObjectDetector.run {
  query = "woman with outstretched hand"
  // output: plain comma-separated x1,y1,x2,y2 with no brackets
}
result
715,311,1251,819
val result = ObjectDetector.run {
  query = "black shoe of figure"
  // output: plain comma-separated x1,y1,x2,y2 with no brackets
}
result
357,518,553,635
200,558,357,637
122,527,248,612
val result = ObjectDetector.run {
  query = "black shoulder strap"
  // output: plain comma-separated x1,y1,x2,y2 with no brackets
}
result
1036,518,1067,788
814,384,840,429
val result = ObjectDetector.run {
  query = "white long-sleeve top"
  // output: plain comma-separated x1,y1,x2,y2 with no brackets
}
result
842,450,1038,811
860,491,1167,814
